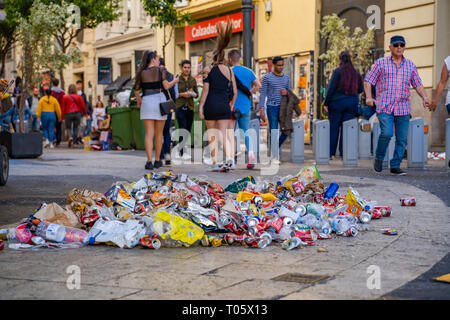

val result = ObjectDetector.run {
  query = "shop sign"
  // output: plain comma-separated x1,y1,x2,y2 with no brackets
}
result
98,57,112,85
185,11,254,42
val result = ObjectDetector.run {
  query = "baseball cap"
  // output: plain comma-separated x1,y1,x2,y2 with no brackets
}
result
390,35,406,45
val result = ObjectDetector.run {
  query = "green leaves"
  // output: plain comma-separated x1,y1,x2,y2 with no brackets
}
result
141,0,193,28
319,14,375,80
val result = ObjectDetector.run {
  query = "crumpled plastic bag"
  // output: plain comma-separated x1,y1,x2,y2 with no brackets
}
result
151,210,204,247
87,219,146,249
34,203,82,228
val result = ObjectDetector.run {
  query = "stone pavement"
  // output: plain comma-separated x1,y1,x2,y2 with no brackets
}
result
0,147,449,300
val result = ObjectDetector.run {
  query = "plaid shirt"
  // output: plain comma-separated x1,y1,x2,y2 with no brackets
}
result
365,55,423,116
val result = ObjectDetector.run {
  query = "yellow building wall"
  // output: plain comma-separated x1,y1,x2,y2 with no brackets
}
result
255,0,316,59
384,0,435,89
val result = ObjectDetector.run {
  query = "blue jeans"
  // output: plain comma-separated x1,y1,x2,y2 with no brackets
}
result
84,119,92,137
328,96,359,157
0,108,13,132
41,112,57,142
161,112,172,156
31,114,39,131
267,105,288,157
376,113,410,169
234,111,251,153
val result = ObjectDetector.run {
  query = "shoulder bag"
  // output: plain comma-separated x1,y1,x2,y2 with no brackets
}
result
158,68,176,116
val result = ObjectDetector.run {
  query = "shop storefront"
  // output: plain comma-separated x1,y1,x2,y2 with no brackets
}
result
181,10,254,86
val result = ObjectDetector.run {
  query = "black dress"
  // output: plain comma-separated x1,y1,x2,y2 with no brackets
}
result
203,64,233,121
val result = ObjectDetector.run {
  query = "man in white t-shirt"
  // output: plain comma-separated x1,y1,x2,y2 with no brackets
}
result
431,56,450,114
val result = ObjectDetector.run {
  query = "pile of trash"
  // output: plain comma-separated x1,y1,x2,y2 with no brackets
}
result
0,166,394,251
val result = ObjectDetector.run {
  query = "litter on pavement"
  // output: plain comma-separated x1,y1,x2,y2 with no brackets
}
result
0,165,397,251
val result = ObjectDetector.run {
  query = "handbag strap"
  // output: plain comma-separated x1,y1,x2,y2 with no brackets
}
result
158,67,173,101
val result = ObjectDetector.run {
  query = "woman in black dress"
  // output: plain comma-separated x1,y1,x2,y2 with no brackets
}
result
199,21,237,172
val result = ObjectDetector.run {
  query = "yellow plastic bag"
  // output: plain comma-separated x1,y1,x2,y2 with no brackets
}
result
236,191,278,203
153,210,204,247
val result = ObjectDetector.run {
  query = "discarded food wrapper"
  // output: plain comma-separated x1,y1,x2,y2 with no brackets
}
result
67,188,110,207
382,229,398,236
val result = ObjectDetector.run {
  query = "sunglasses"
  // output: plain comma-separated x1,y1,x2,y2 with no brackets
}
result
393,43,405,48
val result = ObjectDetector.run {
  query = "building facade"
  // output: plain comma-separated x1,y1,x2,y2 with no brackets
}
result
174,0,319,142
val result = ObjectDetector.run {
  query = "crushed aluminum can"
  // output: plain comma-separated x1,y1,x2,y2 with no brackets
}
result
401,197,416,207
259,232,272,245
251,196,263,206
134,200,152,214
283,216,294,227
0,240,4,251
374,206,392,217
281,237,303,250
246,216,259,228
359,211,372,224
198,194,211,207
371,209,383,219
266,217,283,233
239,201,250,212
224,233,245,245
244,235,268,249
293,204,307,217
135,191,146,201
345,227,358,237
139,236,161,249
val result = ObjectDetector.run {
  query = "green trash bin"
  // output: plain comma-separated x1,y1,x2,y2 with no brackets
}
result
130,105,146,150
107,106,133,149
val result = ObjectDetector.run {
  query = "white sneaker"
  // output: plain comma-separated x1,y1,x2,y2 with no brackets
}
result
43,139,50,148
182,153,191,161
49,143,54,149
203,157,213,165
271,158,281,165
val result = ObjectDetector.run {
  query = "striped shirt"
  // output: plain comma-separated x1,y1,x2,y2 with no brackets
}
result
259,72,291,108
365,55,423,116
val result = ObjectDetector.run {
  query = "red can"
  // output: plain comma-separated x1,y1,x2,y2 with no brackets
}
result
374,206,392,217
401,198,416,207
224,233,245,245
371,209,383,219
139,236,161,249
0,240,4,251
294,230,318,242
256,222,268,233
266,217,283,233
244,235,268,249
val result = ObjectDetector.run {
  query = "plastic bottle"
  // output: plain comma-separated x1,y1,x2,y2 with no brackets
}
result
278,206,300,223
0,228,17,242
331,216,358,237
36,221,88,243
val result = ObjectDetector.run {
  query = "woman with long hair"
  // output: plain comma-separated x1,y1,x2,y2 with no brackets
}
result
134,50,179,170
324,51,363,159
199,20,237,172
37,88,62,148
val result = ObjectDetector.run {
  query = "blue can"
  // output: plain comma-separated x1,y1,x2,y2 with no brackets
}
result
324,182,339,199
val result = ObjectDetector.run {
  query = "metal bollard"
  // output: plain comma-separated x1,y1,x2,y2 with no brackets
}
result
312,119,320,156
424,122,429,164
446,119,450,170
358,119,371,160
407,117,425,169
291,120,304,163
314,120,330,165
343,119,358,167
249,118,260,163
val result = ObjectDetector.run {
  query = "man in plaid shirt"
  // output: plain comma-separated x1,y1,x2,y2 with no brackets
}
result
364,35,431,175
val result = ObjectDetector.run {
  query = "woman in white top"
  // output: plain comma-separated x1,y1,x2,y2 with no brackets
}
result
431,56,450,114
